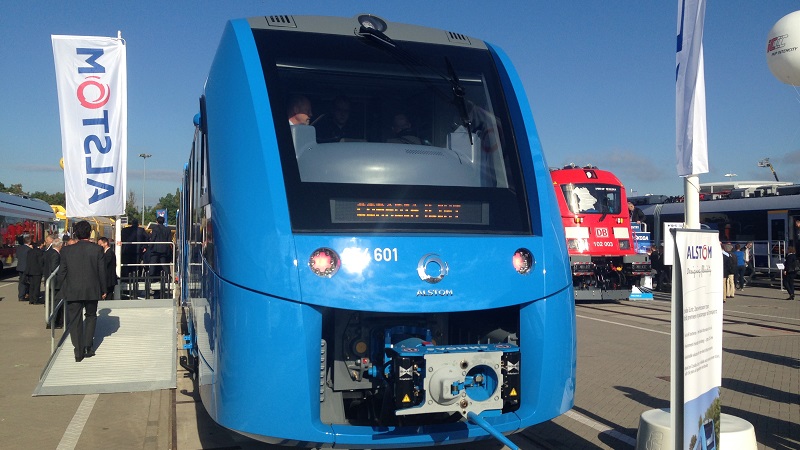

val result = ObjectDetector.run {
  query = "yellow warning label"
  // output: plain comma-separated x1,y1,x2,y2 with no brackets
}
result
510,388,518,397
402,394,411,403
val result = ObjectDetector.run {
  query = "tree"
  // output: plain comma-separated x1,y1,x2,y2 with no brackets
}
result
153,188,181,225
125,191,139,222
30,191,66,206
0,183,24,195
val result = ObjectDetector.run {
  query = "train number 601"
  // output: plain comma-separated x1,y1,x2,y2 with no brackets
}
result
373,248,398,262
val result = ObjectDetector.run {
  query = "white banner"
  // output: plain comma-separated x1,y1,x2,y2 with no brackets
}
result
676,0,708,177
672,228,722,450
52,35,127,217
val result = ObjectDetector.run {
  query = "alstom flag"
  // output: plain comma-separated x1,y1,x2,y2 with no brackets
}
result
675,0,708,177
52,35,127,217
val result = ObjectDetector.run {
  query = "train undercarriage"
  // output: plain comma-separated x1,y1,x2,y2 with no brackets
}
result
570,254,651,301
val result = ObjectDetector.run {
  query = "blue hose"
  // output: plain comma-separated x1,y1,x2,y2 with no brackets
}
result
466,411,520,450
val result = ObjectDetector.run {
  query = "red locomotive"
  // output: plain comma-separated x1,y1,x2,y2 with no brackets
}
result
550,165,651,301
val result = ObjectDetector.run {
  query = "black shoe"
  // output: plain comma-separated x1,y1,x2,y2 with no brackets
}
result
84,347,95,358
74,349,84,362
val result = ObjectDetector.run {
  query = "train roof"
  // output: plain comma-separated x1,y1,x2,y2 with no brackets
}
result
0,192,55,222
638,192,800,215
549,165,624,185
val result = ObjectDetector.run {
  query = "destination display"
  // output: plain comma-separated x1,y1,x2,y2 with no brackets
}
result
331,199,488,224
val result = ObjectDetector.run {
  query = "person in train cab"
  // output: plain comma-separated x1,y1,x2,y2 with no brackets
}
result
287,94,313,125
24,240,45,304
45,238,64,328
783,246,797,300
16,234,31,301
627,201,645,225
98,237,118,299
57,221,106,362
387,113,422,144
315,96,360,142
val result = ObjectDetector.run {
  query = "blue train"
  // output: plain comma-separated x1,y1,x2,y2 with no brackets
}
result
177,14,576,448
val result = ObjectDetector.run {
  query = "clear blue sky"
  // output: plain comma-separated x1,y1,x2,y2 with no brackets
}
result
2,1,799,207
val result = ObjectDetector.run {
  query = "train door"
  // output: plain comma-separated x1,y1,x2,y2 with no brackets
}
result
766,210,789,276
768,210,788,252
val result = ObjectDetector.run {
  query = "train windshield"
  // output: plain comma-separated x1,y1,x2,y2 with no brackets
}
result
560,184,622,215
254,29,531,233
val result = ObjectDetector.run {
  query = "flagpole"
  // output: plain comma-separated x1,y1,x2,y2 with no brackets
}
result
684,175,700,228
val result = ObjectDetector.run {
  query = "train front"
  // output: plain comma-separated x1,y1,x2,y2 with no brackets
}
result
550,166,651,300
190,14,576,448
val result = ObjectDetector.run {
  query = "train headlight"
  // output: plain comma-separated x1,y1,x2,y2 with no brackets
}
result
512,248,534,275
573,216,583,224
618,239,631,250
309,248,341,278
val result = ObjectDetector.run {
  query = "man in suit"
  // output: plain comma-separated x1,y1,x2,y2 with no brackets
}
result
24,240,45,304
57,220,106,362
98,237,118,299
121,218,148,279
44,238,64,328
147,216,172,278
16,234,31,301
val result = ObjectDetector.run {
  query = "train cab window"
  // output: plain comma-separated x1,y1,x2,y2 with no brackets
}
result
254,30,531,234
560,184,621,215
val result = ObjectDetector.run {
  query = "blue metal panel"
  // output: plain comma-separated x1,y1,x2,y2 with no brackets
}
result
212,276,334,445
204,19,301,300
486,43,572,293
294,235,553,311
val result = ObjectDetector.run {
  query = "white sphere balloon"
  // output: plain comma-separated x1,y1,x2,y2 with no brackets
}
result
767,10,800,86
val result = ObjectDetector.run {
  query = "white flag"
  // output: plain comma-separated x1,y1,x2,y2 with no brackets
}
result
675,0,708,177
52,35,127,217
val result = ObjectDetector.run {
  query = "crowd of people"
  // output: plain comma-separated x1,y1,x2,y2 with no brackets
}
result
13,217,173,362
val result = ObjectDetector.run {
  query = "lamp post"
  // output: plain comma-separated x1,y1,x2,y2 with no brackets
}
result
139,153,152,224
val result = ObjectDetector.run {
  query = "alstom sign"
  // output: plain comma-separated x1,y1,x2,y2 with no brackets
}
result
52,35,127,216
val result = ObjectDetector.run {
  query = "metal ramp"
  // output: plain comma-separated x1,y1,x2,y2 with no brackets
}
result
33,299,176,396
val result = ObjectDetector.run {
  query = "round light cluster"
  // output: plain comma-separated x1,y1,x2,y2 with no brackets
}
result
309,248,341,278
512,248,534,275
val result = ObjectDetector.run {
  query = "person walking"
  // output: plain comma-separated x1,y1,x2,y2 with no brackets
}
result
56,220,106,362
783,246,797,301
733,244,746,290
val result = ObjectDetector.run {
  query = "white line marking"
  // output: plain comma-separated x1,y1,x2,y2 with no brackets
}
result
0,282,16,289
565,409,637,447
725,309,800,322
576,314,670,336
56,394,99,450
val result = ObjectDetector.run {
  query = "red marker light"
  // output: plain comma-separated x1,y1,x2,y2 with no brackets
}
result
512,248,534,275
309,248,340,277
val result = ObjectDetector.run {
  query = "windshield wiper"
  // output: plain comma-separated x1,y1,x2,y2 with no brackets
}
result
357,27,475,145
445,58,473,145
